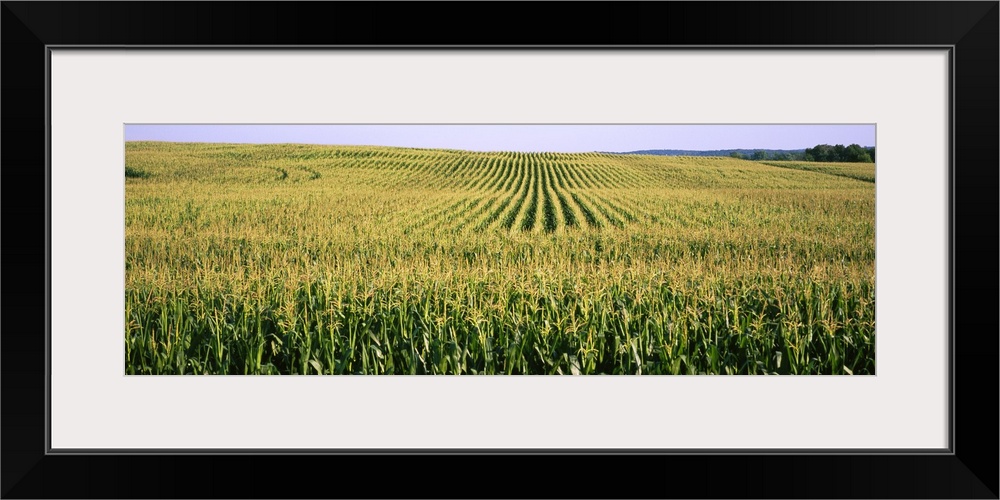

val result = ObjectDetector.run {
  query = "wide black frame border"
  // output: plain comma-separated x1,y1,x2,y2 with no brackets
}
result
3,2,997,498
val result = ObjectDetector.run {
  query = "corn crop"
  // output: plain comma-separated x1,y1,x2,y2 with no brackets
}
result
125,142,875,375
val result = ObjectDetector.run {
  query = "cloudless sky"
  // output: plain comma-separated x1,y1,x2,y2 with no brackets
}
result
125,124,875,152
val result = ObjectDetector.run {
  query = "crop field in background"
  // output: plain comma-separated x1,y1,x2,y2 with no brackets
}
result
125,141,875,375
759,161,876,183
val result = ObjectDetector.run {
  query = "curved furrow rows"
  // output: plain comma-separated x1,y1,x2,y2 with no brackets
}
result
616,159,655,189
556,162,575,189
597,162,629,189
461,154,491,188
611,156,658,188
380,160,414,188
492,154,514,188
549,160,569,190
464,155,504,191
580,162,616,189
555,191,586,228
405,154,459,189
389,162,425,188
593,191,640,224
450,194,500,234
435,154,471,190
471,190,513,233
592,162,631,190
545,157,581,229
519,160,541,233
596,162,634,189
397,154,444,189
399,195,465,234
393,193,452,231
540,160,560,233
593,191,638,227
569,191,603,229
395,160,439,189
526,157,545,232
408,196,475,233
587,164,614,189
546,161,562,187
444,153,486,190
484,156,517,195
477,157,528,231
490,157,526,231
573,163,603,189
562,162,591,189
532,160,547,232
363,150,412,171
434,154,470,187
605,190,662,225
348,155,396,183
553,188,579,229
500,155,523,192
427,197,483,234
422,154,465,187
499,158,533,231
487,157,519,193
533,157,549,232
383,161,430,189
577,191,624,229
322,149,662,234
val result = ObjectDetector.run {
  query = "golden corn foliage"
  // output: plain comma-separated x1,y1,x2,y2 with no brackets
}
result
126,141,875,375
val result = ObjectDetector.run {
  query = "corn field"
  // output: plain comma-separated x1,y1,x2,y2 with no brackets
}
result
125,142,875,375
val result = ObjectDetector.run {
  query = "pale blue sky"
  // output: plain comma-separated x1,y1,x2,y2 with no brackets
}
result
125,124,875,152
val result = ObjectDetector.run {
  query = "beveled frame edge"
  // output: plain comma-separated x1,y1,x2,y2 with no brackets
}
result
3,2,995,498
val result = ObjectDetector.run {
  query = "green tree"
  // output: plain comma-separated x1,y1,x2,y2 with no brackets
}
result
805,144,873,162
845,144,871,162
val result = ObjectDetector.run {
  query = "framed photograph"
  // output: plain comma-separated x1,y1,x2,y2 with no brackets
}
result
3,2,996,498
119,122,878,378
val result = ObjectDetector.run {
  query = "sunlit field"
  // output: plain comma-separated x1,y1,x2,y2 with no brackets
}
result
760,161,876,183
125,142,875,375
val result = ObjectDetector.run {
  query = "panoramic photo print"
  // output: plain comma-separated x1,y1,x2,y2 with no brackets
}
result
125,124,875,375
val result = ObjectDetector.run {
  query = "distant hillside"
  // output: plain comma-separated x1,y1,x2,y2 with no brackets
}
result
610,149,807,157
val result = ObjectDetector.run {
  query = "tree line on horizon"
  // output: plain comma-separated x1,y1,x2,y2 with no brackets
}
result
730,144,875,162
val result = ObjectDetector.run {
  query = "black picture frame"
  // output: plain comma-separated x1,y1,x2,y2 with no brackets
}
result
3,2,996,498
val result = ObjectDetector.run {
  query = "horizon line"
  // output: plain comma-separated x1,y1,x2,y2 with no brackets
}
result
124,140,876,152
